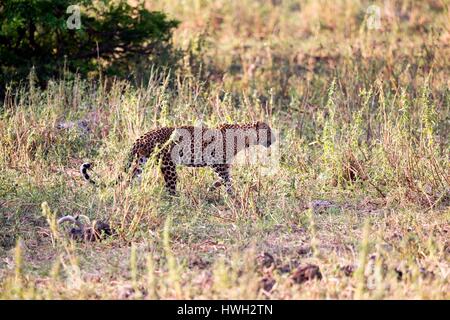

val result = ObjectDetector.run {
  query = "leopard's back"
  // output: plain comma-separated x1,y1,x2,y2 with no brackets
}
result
131,127,175,156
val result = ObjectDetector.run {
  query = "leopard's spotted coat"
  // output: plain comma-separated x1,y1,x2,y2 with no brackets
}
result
81,121,275,195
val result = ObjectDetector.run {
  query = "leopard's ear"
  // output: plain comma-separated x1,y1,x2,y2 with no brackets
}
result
253,120,262,127
255,120,269,129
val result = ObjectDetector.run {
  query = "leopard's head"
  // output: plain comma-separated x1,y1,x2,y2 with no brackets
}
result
254,121,276,148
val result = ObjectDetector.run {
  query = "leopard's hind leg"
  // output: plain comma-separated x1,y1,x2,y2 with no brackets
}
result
161,153,177,195
210,164,233,194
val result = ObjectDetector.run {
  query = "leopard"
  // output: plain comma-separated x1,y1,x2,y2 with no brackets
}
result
80,121,275,195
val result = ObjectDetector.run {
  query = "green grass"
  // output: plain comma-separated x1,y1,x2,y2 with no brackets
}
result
0,0,449,299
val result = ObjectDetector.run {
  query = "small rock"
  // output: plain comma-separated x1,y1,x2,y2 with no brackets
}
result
291,264,322,284
340,264,356,277
118,285,135,299
70,220,113,242
278,260,300,274
309,200,335,213
260,276,276,293
257,252,275,269
394,267,403,280
419,267,435,280
118,285,147,299
297,245,311,256
278,264,292,274
395,267,435,281
188,256,210,270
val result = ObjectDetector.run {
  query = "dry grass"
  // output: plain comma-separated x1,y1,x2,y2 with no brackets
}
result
0,0,449,299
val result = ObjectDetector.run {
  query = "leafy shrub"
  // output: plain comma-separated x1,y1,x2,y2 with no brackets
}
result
0,0,179,93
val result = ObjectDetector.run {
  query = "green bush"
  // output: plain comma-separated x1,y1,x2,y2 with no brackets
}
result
0,0,179,92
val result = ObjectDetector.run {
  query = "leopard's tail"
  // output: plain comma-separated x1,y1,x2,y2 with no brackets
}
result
80,162,119,187
80,146,138,187
80,163,98,185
